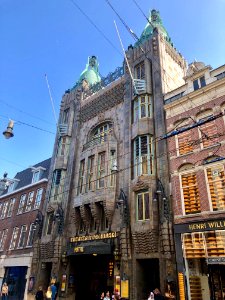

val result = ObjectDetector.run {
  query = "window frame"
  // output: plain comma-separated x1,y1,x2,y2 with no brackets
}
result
77,160,85,195
34,188,43,209
97,152,106,189
0,201,9,219
25,191,34,212
133,95,152,122
135,61,145,80
7,198,15,217
136,191,150,221
27,223,36,247
17,225,28,249
9,227,19,250
0,229,8,251
198,114,218,149
86,156,95,192
17,194,26,214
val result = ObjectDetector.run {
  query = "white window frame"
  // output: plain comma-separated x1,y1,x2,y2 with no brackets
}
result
204,163,225,212
17,194,26,214
0,202,9,219
134,135,154,177
32,171,40,183
0,229,8,251
133,95,151,122
17,225,27,249
27,223,36,247
7,198,15,217
34,188,43,209
9,227,19,249
25,191,34,212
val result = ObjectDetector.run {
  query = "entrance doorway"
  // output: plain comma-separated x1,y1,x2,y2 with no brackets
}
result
3,266,28,300
136,259,160,300
209,265,225,300
71,255,113,300
39,262,52,291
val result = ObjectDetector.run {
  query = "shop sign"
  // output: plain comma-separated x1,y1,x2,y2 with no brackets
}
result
175,219,225,233
70,231,118,242
207,257,225,264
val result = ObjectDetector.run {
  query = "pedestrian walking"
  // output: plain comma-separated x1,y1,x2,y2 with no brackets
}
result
46,286,52,299
100,292,105,299
1,283,8,300
35,286,44,300
148,291,154,299
51,283,57,300
104,291,111,300
153,288,165,300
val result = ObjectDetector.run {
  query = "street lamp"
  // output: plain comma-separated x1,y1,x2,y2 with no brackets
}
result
155,178,170,223
117,189,129,228
3,120,14,139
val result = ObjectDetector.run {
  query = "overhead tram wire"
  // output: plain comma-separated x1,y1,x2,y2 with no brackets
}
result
68,0,123,57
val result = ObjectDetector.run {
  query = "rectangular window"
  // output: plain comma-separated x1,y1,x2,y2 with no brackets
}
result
9,227,19,249
0,229,8,251
134,135,154,177
207,166,225,211
27,223,36,247
18,225,27,248
97,152,106,189
78,160,85,195
25,191,34,212
34,188,43,209
178,130,193,155
109,150,116,187
8,181,16,193
17,194,26,214
181,173,200,214
58,136,67,156
32,171,40,183
0,202,9,219
199,116,218,148
200,76,206,87
46,213,54,235
133,95,152,122
193,76,206,91
53,169,62,185
7,198,15,217
136,191,150,221
135,62,145,79
86,156,95,192
60,108,70,124
193,79,199,91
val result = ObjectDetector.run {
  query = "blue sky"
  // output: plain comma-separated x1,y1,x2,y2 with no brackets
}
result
0,0,225,178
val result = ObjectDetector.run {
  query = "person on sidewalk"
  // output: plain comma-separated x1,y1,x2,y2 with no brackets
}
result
1,283,8,300
35,286,44,300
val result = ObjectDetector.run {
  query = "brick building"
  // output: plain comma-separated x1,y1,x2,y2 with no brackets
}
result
0,158,51,300
33,9,187,300
164,62,225,300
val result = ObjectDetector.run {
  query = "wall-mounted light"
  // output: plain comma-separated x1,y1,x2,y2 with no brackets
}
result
3,120,14,139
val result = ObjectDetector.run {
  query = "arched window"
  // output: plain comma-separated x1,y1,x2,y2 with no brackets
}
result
84,122,113,150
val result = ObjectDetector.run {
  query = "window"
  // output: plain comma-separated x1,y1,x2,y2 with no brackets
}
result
181,173,200,214
32,171,40,183
109,150,116,187
133,95,151,122
199,115,218,148
0,229,8,251
46,213,54,235
99,205,108,231
57,136,67,156
34,188,43,209
18,225,27,248
0,202,8,219
27,223,36,247
0,204,2,217
60,108,70,124
7,198,15,217
53,169,62,185
17,194,26,214
77,160,85,195
7,181,16,193
193,76,206,91
9,227,19,249
86,156,95,192
207,165,225,211
177,130,193,155
133,135,154,177
92,123,112,143
25,191,34,212
97,152,106,189
135,62,145,79
136,191,150,221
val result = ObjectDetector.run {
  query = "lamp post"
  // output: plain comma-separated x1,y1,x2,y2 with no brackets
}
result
117,189,129,228
3,120,14,139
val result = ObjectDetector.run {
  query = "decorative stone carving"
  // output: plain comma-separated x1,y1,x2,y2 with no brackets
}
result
132,230,158,254
132,179,149,192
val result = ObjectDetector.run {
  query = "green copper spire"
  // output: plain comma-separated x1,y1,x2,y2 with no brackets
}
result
135,9,172,47
78,56,101,86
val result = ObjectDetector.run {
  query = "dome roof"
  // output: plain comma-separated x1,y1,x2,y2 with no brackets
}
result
78,56,101,86
135,9,171,47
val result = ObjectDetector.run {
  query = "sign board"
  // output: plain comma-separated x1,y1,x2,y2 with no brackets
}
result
121,280,129,299
174,219,225,233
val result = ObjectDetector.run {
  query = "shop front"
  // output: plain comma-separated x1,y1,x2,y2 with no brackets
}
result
175,219,225,300
66,231,121,300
